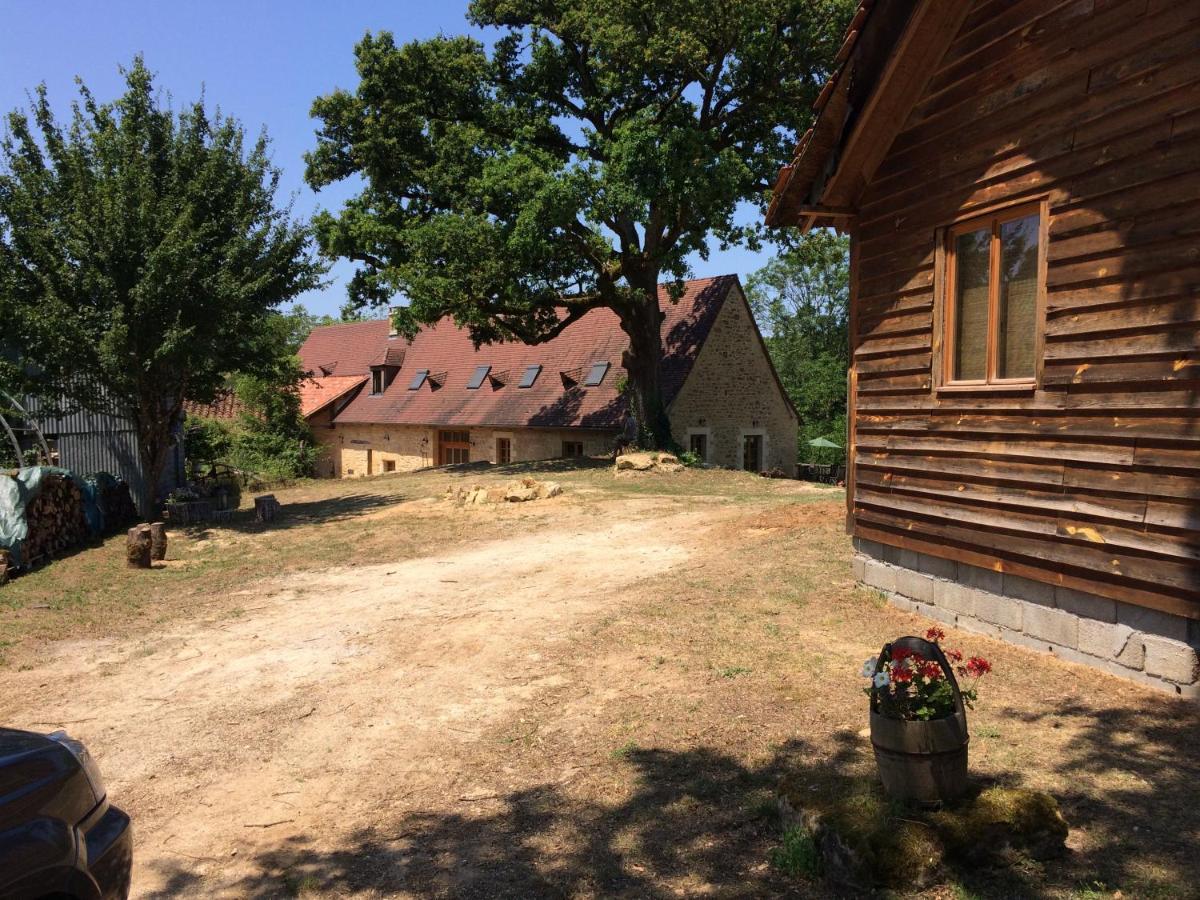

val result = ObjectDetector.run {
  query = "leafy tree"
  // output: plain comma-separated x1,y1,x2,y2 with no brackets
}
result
306,0,853,448
0,58,323,513
746,230,849,464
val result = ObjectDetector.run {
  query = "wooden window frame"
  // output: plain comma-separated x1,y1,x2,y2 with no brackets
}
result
495,436,512,465
937,198,1048,392
561,440,584,459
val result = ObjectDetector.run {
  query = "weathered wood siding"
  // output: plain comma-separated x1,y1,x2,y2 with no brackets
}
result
848,0,1200,616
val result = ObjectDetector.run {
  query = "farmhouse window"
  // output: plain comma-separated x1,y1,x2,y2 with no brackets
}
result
496,437,512,464
944,202,1044,386
689,432,707,461
383,459,396,473
562,441,584,458
371,370,384,394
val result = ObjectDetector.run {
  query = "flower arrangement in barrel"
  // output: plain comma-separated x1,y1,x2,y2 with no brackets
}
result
862,628,992,721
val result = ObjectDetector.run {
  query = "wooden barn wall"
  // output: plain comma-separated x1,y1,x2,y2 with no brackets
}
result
847,0,1200,617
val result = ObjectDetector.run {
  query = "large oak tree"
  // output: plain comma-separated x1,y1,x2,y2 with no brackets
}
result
306,0,852,447
0,59,323,513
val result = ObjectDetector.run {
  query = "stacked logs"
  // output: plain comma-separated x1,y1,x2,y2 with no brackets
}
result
21,474,89,567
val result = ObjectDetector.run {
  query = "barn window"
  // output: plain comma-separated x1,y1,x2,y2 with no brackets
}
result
561,441,584,458
944,202,1044,386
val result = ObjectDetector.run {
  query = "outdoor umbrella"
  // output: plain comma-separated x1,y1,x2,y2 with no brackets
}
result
807,437,842,449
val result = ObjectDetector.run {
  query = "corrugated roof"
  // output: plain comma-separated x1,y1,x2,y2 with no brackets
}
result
316,276,738,430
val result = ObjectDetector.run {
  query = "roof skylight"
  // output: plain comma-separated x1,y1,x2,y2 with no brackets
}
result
584,361,610,386
408,369,429,390
518,364,542,388
467,365,491,390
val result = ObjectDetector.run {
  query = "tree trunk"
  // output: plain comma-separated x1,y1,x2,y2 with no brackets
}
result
135,404,177,520
619,284,673,450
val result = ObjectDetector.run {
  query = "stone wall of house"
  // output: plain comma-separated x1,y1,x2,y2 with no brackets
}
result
308,407,339,478
668,285,798,473
854,538,1200,699
327,423,617,476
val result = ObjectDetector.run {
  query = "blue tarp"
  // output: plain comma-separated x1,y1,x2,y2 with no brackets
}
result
0,466,126,570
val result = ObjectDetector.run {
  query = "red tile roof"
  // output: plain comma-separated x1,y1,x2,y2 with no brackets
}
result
297,318,393,377
183,390,245,420
315,275,739,430
298,375,369,418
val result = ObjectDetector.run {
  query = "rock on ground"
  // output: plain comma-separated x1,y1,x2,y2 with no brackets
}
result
614,451,684,474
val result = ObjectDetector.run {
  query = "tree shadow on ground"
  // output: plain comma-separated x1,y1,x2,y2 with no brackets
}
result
146,742,811,899
183,490,407,538
143,695,1200,899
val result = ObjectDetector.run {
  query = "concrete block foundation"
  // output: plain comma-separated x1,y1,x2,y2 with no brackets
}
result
854,538,1200,699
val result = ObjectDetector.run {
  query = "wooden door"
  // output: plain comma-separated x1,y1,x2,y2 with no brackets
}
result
438,430,470,465
742,435,762,472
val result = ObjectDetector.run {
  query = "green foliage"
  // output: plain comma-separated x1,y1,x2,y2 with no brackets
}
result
0,57,323,511
770,826,821,878
306,0,854,446
746,231,850,465
678,449,702,467
185,368,319,484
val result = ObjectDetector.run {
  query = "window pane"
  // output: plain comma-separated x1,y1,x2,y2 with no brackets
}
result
997,214,1039,379
952,228,991,381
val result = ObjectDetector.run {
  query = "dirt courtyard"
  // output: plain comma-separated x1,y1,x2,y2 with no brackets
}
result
1,463,1197,898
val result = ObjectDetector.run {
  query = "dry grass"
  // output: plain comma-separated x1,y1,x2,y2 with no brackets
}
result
1,463,1195,899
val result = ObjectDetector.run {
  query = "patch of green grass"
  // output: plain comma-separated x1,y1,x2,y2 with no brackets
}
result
974,723,1001,739
770,826,821,878
611,740,639,760
717,665,752,679
1071,882,1110,900
763,622,781,637
283,872,320,897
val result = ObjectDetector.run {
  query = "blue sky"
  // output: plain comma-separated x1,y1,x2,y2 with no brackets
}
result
0,1,775,318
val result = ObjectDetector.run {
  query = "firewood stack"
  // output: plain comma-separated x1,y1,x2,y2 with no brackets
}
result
22,475,89,566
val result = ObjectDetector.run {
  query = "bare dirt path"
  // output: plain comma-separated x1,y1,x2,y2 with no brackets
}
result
1,496,711,897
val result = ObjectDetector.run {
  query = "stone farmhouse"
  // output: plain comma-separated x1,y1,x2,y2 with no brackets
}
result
297,275,798,478
766,0,1200,694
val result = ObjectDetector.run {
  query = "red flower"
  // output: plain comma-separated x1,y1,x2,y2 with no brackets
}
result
946,648,963,663
925,627,945,643
918,661,942,680
965,657,992,678
891,647,915,663
891,666,913,684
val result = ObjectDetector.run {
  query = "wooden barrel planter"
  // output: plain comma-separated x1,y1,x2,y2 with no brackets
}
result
869,636,969,807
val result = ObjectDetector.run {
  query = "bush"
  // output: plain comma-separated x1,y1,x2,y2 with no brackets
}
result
678,450,703,467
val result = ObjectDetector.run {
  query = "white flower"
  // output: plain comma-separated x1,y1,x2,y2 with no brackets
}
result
873,671,891,689
860,658,877,678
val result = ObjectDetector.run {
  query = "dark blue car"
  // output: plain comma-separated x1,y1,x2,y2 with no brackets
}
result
0,728,131,899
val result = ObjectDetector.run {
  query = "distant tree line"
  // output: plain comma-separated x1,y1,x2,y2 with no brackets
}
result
747,231,850,465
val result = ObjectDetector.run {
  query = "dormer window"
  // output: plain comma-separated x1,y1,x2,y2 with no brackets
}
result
584,361,610,386
518,364,542,388
371,370,385,395
467,365,491,390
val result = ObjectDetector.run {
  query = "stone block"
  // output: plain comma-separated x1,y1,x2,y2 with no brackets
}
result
1078,620,1144,670
851,554,866,583
933,580,977,618
959,564,1004,596
1055,587,1116,623
895,567,934,603
887,593,919,614
1003,574,1054,606
863,559,897,594
853,537,885,560
913,602,957,628
975,591,1024,632
1024,605,1079,649
957,616,1002,639
1116,603,1189,642
1142,636,1200,685
917,552,958,580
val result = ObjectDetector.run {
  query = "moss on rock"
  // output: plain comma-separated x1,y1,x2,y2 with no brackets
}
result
776,777,1068,893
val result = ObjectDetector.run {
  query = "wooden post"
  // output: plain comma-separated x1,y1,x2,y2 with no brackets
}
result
149,522,168,561
254,494,279,523
126,525,152,569
0,549,9,586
